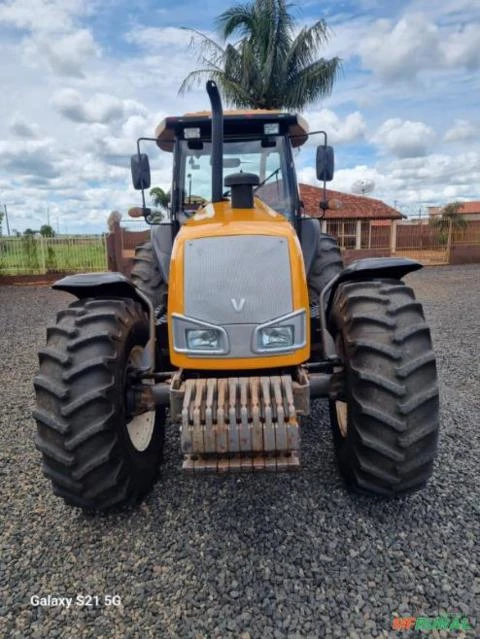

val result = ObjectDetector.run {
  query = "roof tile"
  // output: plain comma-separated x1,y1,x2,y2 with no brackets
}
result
299,183,404,220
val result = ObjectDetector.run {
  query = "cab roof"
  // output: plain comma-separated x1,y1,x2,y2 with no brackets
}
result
155,110,309,152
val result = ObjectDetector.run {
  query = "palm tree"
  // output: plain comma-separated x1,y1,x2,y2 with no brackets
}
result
148,187,170,223
150,187,170,210
430,201,467,245
180,0,341,110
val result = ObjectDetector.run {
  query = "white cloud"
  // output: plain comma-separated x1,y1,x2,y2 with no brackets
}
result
24,29,100,77
444,119,478,142
389,152,480,189
0,0,90,33
443,24,480,70
356,13,480,81
9,114,40,138
298,164,388,194
304,109,367,144
372,118,436,158
125,26,195,50
298,150,480,213
358,15,442,81
0,137,60,178
51,89,146,124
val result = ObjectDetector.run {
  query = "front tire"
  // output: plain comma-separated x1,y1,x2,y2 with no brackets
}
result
33,297,165,511
328,279,439,496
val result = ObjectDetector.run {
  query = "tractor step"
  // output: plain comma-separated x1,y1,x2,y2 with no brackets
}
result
174,375,305,473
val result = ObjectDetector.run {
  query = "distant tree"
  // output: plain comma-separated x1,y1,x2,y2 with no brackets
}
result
430,201,467,245
40,224,56,237
24,228,35,236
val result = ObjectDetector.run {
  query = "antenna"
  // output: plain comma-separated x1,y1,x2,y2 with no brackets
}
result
351,179,375,195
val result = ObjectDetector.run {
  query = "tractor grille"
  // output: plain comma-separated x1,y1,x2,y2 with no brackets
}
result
184,235,293,325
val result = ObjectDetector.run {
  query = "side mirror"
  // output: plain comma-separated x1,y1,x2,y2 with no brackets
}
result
316,145,334,182
131,153,151,190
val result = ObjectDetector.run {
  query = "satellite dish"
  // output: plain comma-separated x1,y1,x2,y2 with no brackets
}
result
351,179,375,195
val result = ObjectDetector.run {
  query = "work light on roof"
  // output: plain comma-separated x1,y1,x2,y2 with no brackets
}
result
184,127,201,139
264,123,279,135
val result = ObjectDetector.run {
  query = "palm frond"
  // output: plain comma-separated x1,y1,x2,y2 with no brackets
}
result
178,64,224,95
287,20,331,73
181,26,224,58
216,4,256,40
285,56,341,109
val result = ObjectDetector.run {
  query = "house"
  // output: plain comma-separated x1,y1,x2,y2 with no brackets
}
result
299,184,405,254
428,201,480,222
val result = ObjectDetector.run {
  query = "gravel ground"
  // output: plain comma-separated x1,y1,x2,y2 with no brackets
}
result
0,265,479,639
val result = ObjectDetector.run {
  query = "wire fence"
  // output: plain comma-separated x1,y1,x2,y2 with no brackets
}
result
0,235,108,275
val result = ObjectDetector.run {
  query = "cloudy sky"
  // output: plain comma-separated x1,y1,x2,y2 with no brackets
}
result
1,0,479,234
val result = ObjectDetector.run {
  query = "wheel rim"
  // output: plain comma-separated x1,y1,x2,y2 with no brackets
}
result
335,401,348,438
127,411,155,452
126,345,155,452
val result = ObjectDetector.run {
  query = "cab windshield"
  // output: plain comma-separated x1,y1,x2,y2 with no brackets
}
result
176,136,295,220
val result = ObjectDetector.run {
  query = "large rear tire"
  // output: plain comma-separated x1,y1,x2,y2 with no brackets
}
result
308,233,343,307
328,279,439,496
33,297,165,511
130,241,167,313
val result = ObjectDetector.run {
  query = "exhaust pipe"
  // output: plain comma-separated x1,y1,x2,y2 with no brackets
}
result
206,80,223,203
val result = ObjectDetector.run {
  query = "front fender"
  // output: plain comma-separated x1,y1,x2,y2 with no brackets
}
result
52,272,155,372
326,257,422,306
319,257,422,360
53,272,150,310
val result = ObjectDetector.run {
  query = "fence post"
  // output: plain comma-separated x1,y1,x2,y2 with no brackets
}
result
112,220,124,274
103,234,109,271
38,235,46,274
390,220,397,255
446,218,453,264
355,220,362,250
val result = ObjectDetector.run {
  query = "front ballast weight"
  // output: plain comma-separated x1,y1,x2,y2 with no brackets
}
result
170,370,311,472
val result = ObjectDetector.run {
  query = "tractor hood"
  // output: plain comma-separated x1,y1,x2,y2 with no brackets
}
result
167,199,310,370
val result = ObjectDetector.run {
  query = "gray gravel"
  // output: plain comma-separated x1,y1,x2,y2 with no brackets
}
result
1,265,479,638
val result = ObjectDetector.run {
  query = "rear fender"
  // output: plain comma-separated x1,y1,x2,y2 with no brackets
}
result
52,272,155,372
319,257,423,360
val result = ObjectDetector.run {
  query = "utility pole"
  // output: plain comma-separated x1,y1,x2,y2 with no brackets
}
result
419,206,423,250
4,204,11,236
56,216,60,235
46,206,50,227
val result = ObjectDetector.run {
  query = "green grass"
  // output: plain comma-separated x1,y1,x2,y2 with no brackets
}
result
0,236,107,275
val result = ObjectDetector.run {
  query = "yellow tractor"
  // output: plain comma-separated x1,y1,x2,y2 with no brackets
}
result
33,82,439,511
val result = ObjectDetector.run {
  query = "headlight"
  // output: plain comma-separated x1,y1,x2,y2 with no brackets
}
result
259,326,293,349
186,329,221,350
172,314,229,355
253,309,306,354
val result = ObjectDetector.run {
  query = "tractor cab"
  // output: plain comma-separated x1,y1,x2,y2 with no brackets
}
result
155,110,309,221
